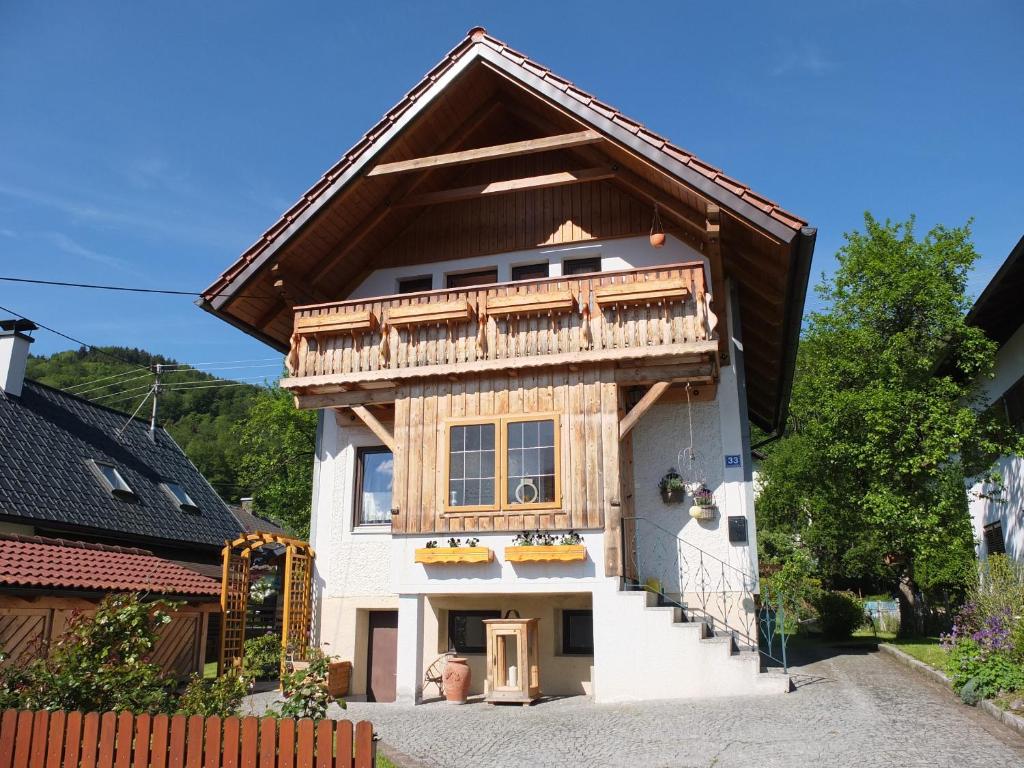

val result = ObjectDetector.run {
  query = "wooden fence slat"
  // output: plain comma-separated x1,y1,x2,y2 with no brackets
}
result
239,718,258,768
276,719,294,768
61,711,82,768
168,715,186,768
114,711,133,768
334,721,352,768
221,717,240,768
98,712,117,767
44,709,65,768
132,715,152,768
354,723,373,768
295,720,314,768
0,709,18,768
204,716,221,768
11,710,33,768
29,711,49,768
150,714,170,768
185,715,204,768
79,711,100,768
258,718,276,768
314,720,332,768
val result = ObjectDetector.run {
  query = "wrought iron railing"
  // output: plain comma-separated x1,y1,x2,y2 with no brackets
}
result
623,516,788,670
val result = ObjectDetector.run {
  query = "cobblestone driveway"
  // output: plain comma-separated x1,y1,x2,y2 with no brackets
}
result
248,646,1024,767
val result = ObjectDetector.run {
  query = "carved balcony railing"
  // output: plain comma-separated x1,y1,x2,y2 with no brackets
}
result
284,261,717,386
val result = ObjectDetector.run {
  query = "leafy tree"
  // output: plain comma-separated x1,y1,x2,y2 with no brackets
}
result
236,386,317,537
758,215,1020,635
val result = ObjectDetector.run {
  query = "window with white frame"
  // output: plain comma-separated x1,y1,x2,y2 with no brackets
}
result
355,446,394,525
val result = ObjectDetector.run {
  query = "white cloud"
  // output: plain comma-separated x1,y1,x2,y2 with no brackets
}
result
772,42,837,77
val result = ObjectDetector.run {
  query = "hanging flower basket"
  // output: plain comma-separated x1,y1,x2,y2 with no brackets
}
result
658,469,686,504
689,484,716,520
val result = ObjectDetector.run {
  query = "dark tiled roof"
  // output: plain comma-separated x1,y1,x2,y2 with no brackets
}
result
203,27,806,300
966,234,1024,346
0,380,243,548
229,504,287,535
0,533,220,596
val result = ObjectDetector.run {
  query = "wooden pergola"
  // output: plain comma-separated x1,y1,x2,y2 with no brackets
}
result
218,531,314,675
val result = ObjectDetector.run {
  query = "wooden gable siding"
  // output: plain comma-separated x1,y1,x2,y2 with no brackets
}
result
390,366,620,535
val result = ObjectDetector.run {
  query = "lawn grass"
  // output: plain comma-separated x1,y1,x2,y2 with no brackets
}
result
854,627,948,670
376,755,399,768
203,661,218,679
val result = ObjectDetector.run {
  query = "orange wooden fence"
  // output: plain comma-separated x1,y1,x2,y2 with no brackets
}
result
0,709,376,768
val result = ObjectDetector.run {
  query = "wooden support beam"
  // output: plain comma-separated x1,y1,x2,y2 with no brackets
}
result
344,405,396,452
296,386,398,409
368,130,603,177
395,166,615,208
307,100,504,283
618,381,671,440
705,205,730,365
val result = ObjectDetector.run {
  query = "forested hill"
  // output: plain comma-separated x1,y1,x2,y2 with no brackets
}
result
26,347,271,505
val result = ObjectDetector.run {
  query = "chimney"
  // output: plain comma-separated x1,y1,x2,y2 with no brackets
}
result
0,319,36,398
240,496,254,512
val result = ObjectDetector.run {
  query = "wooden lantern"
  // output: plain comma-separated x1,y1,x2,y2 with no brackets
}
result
483,617,541,705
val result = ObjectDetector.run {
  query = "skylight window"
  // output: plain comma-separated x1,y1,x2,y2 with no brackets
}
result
163,481,198,511
89,460,135,499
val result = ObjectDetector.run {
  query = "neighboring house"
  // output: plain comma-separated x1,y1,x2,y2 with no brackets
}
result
200,28,814,703
967,235,1024,561
0,319,244,676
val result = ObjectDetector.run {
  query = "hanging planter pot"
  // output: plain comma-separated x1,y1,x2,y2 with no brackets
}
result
658,469,686,504
649,203,666,248
688,484,717,520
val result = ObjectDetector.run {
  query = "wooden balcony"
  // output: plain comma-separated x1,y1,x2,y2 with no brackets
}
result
282,262,718,406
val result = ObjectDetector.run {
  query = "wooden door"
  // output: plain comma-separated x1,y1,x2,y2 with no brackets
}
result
367,611,398,703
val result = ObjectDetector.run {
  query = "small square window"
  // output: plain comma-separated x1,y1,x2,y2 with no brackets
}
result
562,257,601,276
511,263,549,281
163,481,198,511
984,522,1006,555
562,609,594,655
89,460,134,499
398,275,433,294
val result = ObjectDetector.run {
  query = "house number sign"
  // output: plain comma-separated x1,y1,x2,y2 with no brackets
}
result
724,455,742,468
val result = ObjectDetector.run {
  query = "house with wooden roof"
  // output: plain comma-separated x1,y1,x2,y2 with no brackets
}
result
966,235,1024,561
201,28,815,703
0,319,243,677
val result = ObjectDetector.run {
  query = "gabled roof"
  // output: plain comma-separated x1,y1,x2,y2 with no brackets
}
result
966,234,1024,346
199,27,815,432
203,27,806,307
0,533,220,597
0,380,242,549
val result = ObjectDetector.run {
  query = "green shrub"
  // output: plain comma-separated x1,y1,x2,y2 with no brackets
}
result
274,649,344,721
178,671,250,717
946,637,1024,701
813,591,865,640
243,633,282,680
760,546,822,634
6,594,177,714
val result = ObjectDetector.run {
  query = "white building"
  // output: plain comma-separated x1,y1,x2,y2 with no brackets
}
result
967,235,1024,561
202,28,814,703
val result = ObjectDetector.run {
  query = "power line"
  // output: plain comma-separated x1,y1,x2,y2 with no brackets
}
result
160,357,282,368
64,367,151,392
90,382,155,402
0,275,278,301
71,371,155,397
0,303,141,368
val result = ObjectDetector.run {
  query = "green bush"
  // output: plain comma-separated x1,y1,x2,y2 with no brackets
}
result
274,649,344,721
760,545,822,634
813,591,865,640
178,671,250,717
1,594,177,714
946,638,1024,701
243,633,282,680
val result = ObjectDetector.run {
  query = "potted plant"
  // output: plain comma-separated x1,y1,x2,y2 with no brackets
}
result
658,469,686,504
688,484,716,520
505,529,586,563
414,537,493,564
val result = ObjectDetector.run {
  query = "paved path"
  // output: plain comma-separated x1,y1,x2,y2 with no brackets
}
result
247,645,1024,767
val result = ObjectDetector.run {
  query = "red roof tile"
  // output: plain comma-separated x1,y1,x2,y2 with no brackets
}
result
203,27,808,301
0,534,220,597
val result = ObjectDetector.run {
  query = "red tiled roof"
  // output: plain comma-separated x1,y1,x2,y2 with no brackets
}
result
0,534,221,597
203,27,806,300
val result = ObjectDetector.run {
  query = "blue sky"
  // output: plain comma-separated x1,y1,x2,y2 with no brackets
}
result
2,1,1022,372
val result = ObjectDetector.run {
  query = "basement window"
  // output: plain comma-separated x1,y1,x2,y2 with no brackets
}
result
89,460,135,500
163,481,199,512
562,609,594,655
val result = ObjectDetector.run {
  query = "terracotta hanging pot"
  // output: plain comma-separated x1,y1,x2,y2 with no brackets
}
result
649,232,666,248
442,656,471,704
649,203,666,248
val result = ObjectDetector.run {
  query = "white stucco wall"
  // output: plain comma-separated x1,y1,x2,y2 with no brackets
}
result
968,322,1024,561
349,234,707,299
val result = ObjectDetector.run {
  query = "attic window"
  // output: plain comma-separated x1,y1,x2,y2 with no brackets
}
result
163,481,199,512
90,461,135,499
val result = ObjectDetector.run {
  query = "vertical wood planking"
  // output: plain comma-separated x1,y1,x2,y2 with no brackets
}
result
62,712,83,768
113,711,133,768
132,714,152,768
204,716,222,768
221,717,240,768
185,716,205,768
12,710,34,768
335,721,353,768
239,717,258,768
295,719,314,768
168,715,186,768
149,714,170,768
314,720,333,768
79,712,99,768
0,709,18,768
29,711,48,768
43,710,64,768
353,723,373,768
276,718,294,768
258,717,276,768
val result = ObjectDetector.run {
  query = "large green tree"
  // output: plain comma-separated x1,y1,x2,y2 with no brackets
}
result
758,215,1019,635
235,386,318,537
